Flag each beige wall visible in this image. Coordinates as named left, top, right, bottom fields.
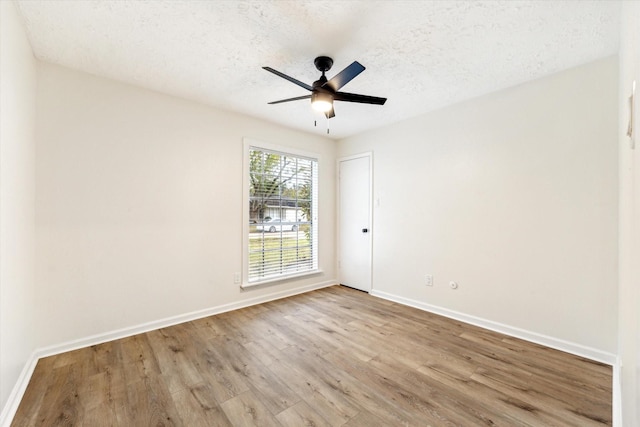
left=618, top=1, right=640, bottom=425
left=0, top=1, right=37, bottom=418
left=338, top=57, right=619, bottom=358
left=34, top=62, right=337, bottom=349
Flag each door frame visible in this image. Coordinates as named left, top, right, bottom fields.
left=336, top=152, right=373, bottom=292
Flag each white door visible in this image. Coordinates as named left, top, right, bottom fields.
left=338, top=153, right=372, bottom=292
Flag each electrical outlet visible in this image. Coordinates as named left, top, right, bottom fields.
left=234, top=272, right=241, bottom=284
left=425, top=274, right=433, bottom=286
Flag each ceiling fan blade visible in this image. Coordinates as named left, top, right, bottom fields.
left=268, top=95, right=312, bottom=105
left=325, top=106, right=335, bottom=119
left=334, top=91, right=387, bottom=105
left=324, top=61, right=365, bottom=92
left=263, top=67, right=313, bottom=91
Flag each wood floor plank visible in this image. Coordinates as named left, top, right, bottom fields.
left=119, top=334, right=162, bottom=385
left=314, top=317, right=379, bottom=362
left=470, top=368, right=610, bottom=426
left=280, top=345, right=420, bottom=426
left=368, top=351, right=522, bottom=426
left=35, top=364, right=83, bottom=426
left=341, top=410, right=392, bottom=427
left=214, top=335, right=301, bottom=415
left=219, top=390, right=281, bottom=427
left=82, top=401, right=117, bottom=427
left=324, top=348, right=473, bottom=426
left=416, top=363, right=560, bottom=426
left=275, top=400, right=332, bottom=427
left=146, top=327, right=205, bottom=395
left=266, top=346, right=360, bottom=425
left=11, top=285, right=612, bottom=426
left=188, top=336, right=250, bottom=404
left=241, top=338, right=284, bottom=367
left=125, top=377, right=180, bottom=426
left=170, top=384, right=233, bottom=427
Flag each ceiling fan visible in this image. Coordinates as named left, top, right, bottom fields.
left=263, top=56, right=387, bottom=119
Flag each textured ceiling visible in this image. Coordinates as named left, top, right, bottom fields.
left=15, top=0, right=621, bottom=140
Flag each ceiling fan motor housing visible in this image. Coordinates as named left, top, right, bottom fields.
left=313, top=75, right=330, bottom=90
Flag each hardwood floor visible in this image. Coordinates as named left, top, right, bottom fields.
left=11, top=285, right=612, bottom=426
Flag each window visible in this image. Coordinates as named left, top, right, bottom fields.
left=243, top=141, right=319, bottom=285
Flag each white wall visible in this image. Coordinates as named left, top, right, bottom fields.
left=34, top=62, right=336, bottom=349
left=338, top=57, right=619, bottom=357
left=0, top=0, right=37, bottom=418
left=618, top=1, right=640, bottom=425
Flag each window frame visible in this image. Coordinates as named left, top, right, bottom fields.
left=241, top=138, right=320, bottom=288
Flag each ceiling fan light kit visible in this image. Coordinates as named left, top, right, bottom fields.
left=263, top=56, right=387, bottom=121
left=311, top=92, right=333, bottom=112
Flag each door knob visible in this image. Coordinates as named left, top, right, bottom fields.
left=362, top=228, right=369, bottom=233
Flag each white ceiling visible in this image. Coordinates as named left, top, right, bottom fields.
left=15, top=0, right=621, bottom=140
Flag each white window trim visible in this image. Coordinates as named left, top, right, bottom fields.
left=241, top=138, right=321, bottom=288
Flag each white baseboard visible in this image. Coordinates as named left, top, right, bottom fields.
left=0, top=352, right=38, bottom=427
left=612, top=359, right=622, bottom=426
left=0, top=280, right=335, bottom=426
left=370, top=289, right=618, bottom=366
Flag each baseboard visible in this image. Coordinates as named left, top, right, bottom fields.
left=0, top=279, right=336, bottom=426
left=370, top=289, right=618, bottom=366
left=612, top=358, right=622, bottom=426
left=0, top=351, right=38, bottom=427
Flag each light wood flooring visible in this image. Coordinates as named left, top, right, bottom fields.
left=12, top=285, right=612, bottom=426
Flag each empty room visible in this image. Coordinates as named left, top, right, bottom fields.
left=1, top=1, right=639, bottom=426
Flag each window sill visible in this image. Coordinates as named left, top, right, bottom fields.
left=241, top=269, right=323, bottom=289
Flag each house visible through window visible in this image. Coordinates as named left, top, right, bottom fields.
left=246, top=145, right=318, bottom=283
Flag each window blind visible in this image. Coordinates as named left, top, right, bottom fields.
left=248, top=147, right=318, bottom=282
